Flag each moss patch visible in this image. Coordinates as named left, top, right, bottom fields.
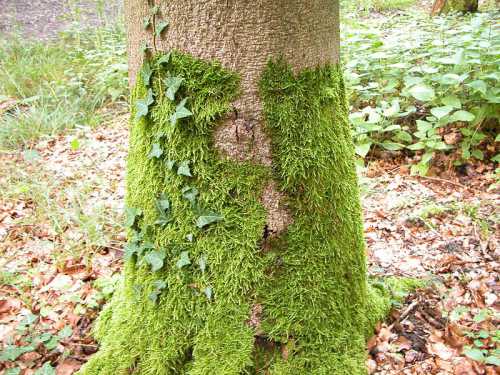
left=79, top=54, right=396, bottom=375
left=257, top=60, right=387, bottom=374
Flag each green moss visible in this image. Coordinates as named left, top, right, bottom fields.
left=80, top=54, right=399, bottom=375
left=78, top=51, right=270, bottom=375
left=257, top=60, right=385, bottom=374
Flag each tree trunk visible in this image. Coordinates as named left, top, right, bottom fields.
left=79, top=1, right=388, bottom=374
left=431, top=0, right=479, bottom=14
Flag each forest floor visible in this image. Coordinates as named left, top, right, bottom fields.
left=0, top=1, right=499, bottom=375
left=0, top=0, right=121, bottom=40
left=1, top=121, right=498, bottom=374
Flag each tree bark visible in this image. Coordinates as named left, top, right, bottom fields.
left=431, top=0, right=479, bottom=14
left=79, top=1, right=387, bottom=374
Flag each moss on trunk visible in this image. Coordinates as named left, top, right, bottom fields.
left=78, top=52, right=391, bottom=375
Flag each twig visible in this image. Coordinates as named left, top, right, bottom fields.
left=389, top=299, right=419, bottom=330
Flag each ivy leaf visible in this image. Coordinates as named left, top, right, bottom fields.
left=177, top=161, right=192, bottom=177
left=144, top=249, right=166, bottom=272
left=181, top=186, right=198, bottom=205
left=138, top=242, right=155, bottom=257
left=124, top=241, right=140, bottom=260
left=155, top=193, right=172, bottom=226
left=198, top=254, right=207, bottom=273
left=148, top=280, right=167, bottom=303
left=150, top=5, right=159, bottom=15
left=196, top=212, right=223, bottom=229
left=135, top=88, right=154, bottom=121
left=165, top=159, right=175, bottom=170
left=140, top=40, right=149, bottom=55
left=176, top=251, right=191, bottom=269
left=409, top=84, right=435, bottom=102
left=148, top=143, right=163, bottom=159
left=156, top=52, right=171, bottom=66
left=164, top=75, right=184, bottom=101
left=170, top=98, right=193, bottom=126
left=124, top=207, right=142, bottom=228
left=156, top=193, right=170, bottom=212
left=143, top=16, right=151, bottom=30
left=155, top=20, right=169, bottom=37
left=203, top=286, right=213, bottom=300
left=142, top=62, right=153, bottom=87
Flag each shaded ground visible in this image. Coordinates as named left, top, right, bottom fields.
left=0, top=0, right=121, bottom=40
left=0, top=121, right=498, bottom=374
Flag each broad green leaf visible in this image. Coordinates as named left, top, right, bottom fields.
left=409, top=84, right=435, bottom=102
left=181, top=186, right=199, bottom=205
left=34, top=363, right=56, bottom=375
left=155, top=20, right=169, bottom=37
left=471, top=150, right=484, bottom=160
left=58, top=326, right=72, bottom=339
left=176, top=251, right=191, bottom=268
left=394, top=131, right=413, bottom=143
left=407, top=142, right=425, bottom=151
left=473, top=309, right=489, bottom=323
left=463, top=347, right=485, bottom=362
left=430, top=106, right=453, bottom=119
left=383, top=100, right=400, bottom=117
left=124, top=207, right=142, bottom=228
left=0, top=345, right=35, bottom=362
left=451, top=110, right=475, bottom=122
left=440, top=73, right=462, bottom=85
left=5, top=368, right=21, bottom=375
left=148, top=280, right=167, bottom=303
left=441, top=95, right=461, bottom=109
left=485, top=356, right=500, bottom=366
left=355, top=142, right=372, bottom=157
left=186, top=233, right=194, bottom=242
left=380, top=142, right=405, bottom=151
left=177, top=161, right=192, bottom=177
left=467, top=80, right=487, bottom=95
left=196, top=212, right=223, bottom=228
left=144, top=249, right=166, bottom=272
left=164, top=75, right=184, bottom=101
left=148, top=143, right=163, bottom=159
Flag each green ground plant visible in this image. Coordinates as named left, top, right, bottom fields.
left=342, top=11, right=499, bottom=175
left=0, top=25, right=128, bottom=149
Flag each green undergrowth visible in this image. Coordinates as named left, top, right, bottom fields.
left=80, top=53, right=393, bottom=375
left=0, top=25, right=128, bottom=149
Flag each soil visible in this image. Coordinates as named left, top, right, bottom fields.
left=0, top=0, right=122, bottom=40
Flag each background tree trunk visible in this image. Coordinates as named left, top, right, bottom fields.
left=79, top=1, right=388, bottom=374
left=432, top=0, right=479, bottom=14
